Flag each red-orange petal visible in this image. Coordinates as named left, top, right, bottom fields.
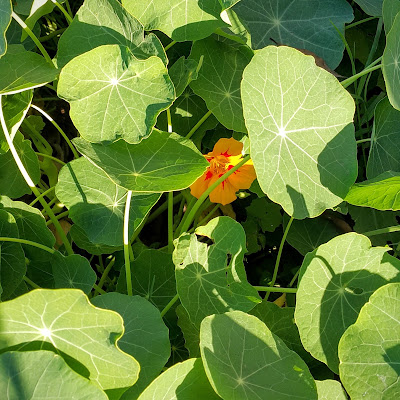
left=208, top=174, right=238, bottom=205
left=212, top=137, right=243, bottom=157
left=190, top=170, right=213, bottom=199
left=227, top=164, right=257, bottom=190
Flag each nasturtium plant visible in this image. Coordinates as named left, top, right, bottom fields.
left=0, top=0, right=399, bottom=398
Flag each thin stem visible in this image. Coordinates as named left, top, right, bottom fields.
left=31, top=104, right=79, bottom=158
left=164, top=40, right=177, bottom=51
left=346, top=16, right=378, bottom=30
left=65, top=0, right=73, bottom=17
left=160, top=293, right=179, bottom=317
left=166, top=108, right=173, bottom=133
left=356, top=138, right=371, bottom=145
left=46, top=210, right=69, bottom=226
left=23, top=276, right=41, bottom=289
left=288, top=268, right=300, bottom=288
left=95, top=257, right=115, bottom=295
left=173, top=197, right=186, bottom=230
left=363, top=226, right=400, bottom=237
left=341, top=64, right=382, bottom=88
left=147, top=194, right=183, bottom=224
left=265, top=216, right=294, bottom=301
left=36, top=152, right=66, bottom=165
left=190, top=204, right=219, bottom=233
left=29, top=186, right=55, bottom=206
left=168, top=192, right=174, bottom=252
left=0, top=95, right=73, bottom=255
left=39, top=28, right=67, bottom=42
left=12, top=12, right=53, bottom=65
left=50, top=0, right=73, bottom=24
left=93, top=284, right=106, bottom=295
left=254, top=286, right=298, bottom=294
left=124, top=191, right=133, bottom=296
left=174, top=196, right=197, bottom=237
left=0, top=237, right=54, bottom=253
left=186, top=110, right=212, bottom=139
left=178, top=155, right=251, bottom=235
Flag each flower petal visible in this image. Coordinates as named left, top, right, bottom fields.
left=209, top=174, right=238, bottom=205
left=212, top=137, right=243, bottom=157
left=227, top=164, right=257, bottom=190
left=190, top=170, right=213, bottom=199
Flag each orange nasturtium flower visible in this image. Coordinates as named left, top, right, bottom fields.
left=190, top=137, right=256, bottom=205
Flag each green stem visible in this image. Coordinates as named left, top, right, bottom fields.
left=23, top=276, right=41, bottom=289
left=12, top=12, right=53, bottom=66
left=178, top=155, right=251, bottom=235
left=39, top=28, right=67, bottom=42
left=164, top=40, right=177, bottom=51
left=356, top=138, right=371, bottom=145
left=147, top=194, right=183, bottom=224
left=124, top=191, right=133, bottom=296
left=51, top=0, right=73, bottom=24
left=254, top=286, right=297, bottom=294
left=93, top=284, right=106, bottom=295
left=95, top=257, right=115, bottom=295
left=288, top=268, right=300, bottom=288
left=31, top=104, right=79, bottom=159
left=0, top=237, right=54, bottom=253
left=46, top=210, right=69, bottom=226
left=0, top=95, right=73, bottom=255
left=36, top=152, right=66, bottom=165
left=186, top=110, right=212, bottom=139
left=166, top=108, right=173, bottom=133
left=160, top=293, right=179, bottom=317
left=265, top=216, right=294, bottom=301
left=168, top=192, right=174, bottom=252
left=173, top=197, right=186, bottom=230
left=341, top=64, right=382, bottom=89
left=363, top=226, right=400, bottom=237
left=29, top=186, right=55, bottom=206
left=346, top=16, right=378, bottom=30
left=189, top=204, right=219, bottom=233
left=174, top=196, right=196, bottom=237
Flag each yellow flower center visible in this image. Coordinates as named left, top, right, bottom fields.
left=209, top=155, right=229, bottom=175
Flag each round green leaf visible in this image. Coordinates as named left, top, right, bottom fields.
left=315, top=380, right=348, bottom=400
left=200, top=311, right=318, bottom=400
left=0, top=289, right=139, bottom=391
left=383, top=0, right=400, bottom=33
left=173, top=217, right=261, bottom=328
left=138, top=358, right=220, bottom=400
left=73, top=131, right=208, bottom=192
left=339, top=282, right=400, bottom=399
left=58, top=44, right=175, bottom=143
left=56, top=0, right=166, bottom=69
left=382, top=12, right=400, bottom=111
left=0, top=351, right=108, bottom=399
left=295, top=232, right=400, bottom=373
left=189, top=36, right=253, bottom=133
left=354, top=0, right=383, bottom=16
left=241, top=45, right=357, bottom=219
left=0, top=0, right=11, bottom=57
left=367, top=97, right=400, bottom=178
left=233, top=0, right=354, bottom=69
left=56, top=157, right=160, bottom=246
left=92, top=293, right=170, bottom=398
left=0, top=45, right=58, bottom=94
left=176, top=304, right=201, bottom=358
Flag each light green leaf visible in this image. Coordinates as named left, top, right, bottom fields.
left=0, top=351, right=108, bottom=399
left=315, top=380, right=348, bottom=400
left=0, top=90, right=33, bottom=154
left=233, top=0, right=354, bottom=69
left=168, top=56, right=200, bottom=98
left=189, top=36, right=253, bottom=132
left=0, top=289, right=140, bottom=391
left=354, top=0, right=383, bottom=16
left=339, top=283, right=400, bottom=399
left=0, top=0, right=11, bottom=58
left=173, top=217, right=261, bottom=328
left=382, top=12, right=400, bottom=111
left=0, top=132, right=40, bottom=198
left=0, top=210, right=26, bottom=300
left=383, top=0, right=400, bottom=33
left=0, top=45, right=58, bottom=94
left=92, top=293, right=170, bottom=398
left=56, top=157, right=160, bottom=246
left=122, top=0, right=227, bottom=42
left=367, top=98, right=400, bottom=178
left=73, top=131, right=208, bottom=192
left=51, top=252, right=96, bottom=294
left=176, top=304, right=200, bottom=358
left=345, top=172, right=400, bottom=211
left=56, top=0, right=166, bottom=68
left=138, top=358, right=220, bottom=400
left=58, top=44, right=174, bottom=144
left=295, top=232, right=400, bottom=373
left=200, top=311, right=318, bottom=399
left=116, top=249, right=176, bottom=310
left=241, top=45, right=357, bottom=219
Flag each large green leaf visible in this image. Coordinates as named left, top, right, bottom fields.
left=56, top=157, right=160, bottom=246
left=0, top=351, right=108, bottom=399
left=295, top=233, right=400, bottom=373
left=339, top=283, right=400, bottom=399
left=73, top=131, right=208, bottom=192
left=0, top=210, right=26, bottom=300
left=367, top=97, right=400, bottom=178
left=138, top=358, right=220, bottom=400
left=189, top=36, right=253, bottom=132
left=354, top=0, right=383, bottom=16
left=56, top=0, right=166, bottom=68
left=168, top=56, right=200, bottom=98
left=345, top=172, right=400, bottom=211
left=58, top=44, right=174, bottom=144
left=0, top=132, right=40, bottom=198
left=383, top=0, right=400, bottom=33
left=0, top=45, right=58, bottom=94
left=382, top=12, right=400, bottom=111
left=176, top=304, right=201, bottom=357
left=233, top=0, right=354, bottom=69
left=174, top=217, right=261, bottom=328
left=0, top=0, right=11, bottom=57
left=92, top=293, right=170, bottom=398
left=122, top=0, right=227, bottom=42
left=315, top=380, right=348, bottom=400
left=0, top=289, right=140, bottom=392
left=200, top=311, right=318, bottom=399
left=241, top=45, right=357, bottom=219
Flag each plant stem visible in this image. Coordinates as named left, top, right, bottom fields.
left=51, top=0, right=73, bottom=24
left=31, top=104, right=79, bottom=158
left=36, top=152, right=66, bottom=165
left=288, top=268, right=300, bottom=287
left=189, top=204, right=219, bottom=232
left=39, top=28, right=67, bottom=42
left=0, top=237, right=54, bottom=253
left=166, top=108, right=173, bottom=133
left=265, top=216, right=294, bottom=301
left=29, top=186, right=56, bottom=206
left=346, top=16, right=378, bottom=30
left=46, top=210, right=69, bottom=226
left=341, top=64, right=382, bottom=88
left=363, top=226, right=400, bottom=237
left=168, top=192, right=174, bottom=252
left=164, top=40, right=177, bottom=51
left=178, top=155, right=250, bottom=235
left=23, top=276, right=41, bottom=289
left=356, top=138, right=371, bottom=145
left=186, top=110, right=212, bottom=139
left=124, top=191, right=133, bottom=296
left=0, top=95, right=73, bottom=255
left=160, top=293, right=179, bottom=317
left=147, top=194, right=183, bottom=224
left=11, top=12, right=53, bottom=66
left=95, top=257, right=115, bottom=295
left=254, top=286, right=297, bottom=294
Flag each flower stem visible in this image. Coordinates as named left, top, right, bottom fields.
left=164, top=40, right=177, bottom=51
left=36, top=152, right=66, bottom=165
left=95, top=257, right=115, bottom=295
left=186, top=110, right=212, bottom=139
left=160, top=293, right=179, bottom=317
left=168, top=192, right=174, bottom=252
left=363, top=225, right=400, bottom=237
left=189, top=203, right=219, bottom=232
left=254, top=286, right=297, bottom=294
left=124, top=191, right=133, bottom=296
left=50, top=0, right=73, bottom=24
left=29, top=186, right=56, bottom=206
left=341, top=64, right=382, bottom=88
